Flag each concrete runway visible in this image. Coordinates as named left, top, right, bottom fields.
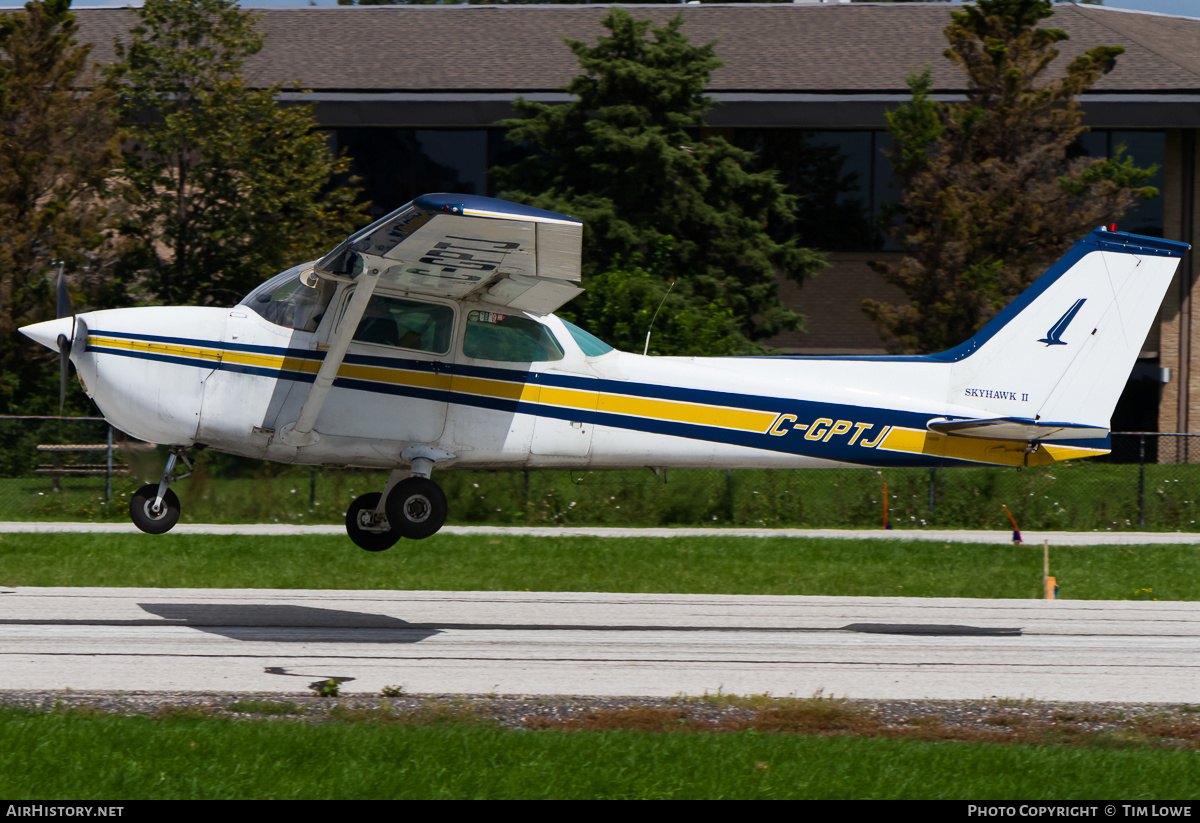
left=4, top=586, right=1199, bottom=702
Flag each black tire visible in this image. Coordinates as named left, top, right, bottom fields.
left=385, top=477, right=447, bottom=540
left=345, top=492, right=401, bottom=552
left=129, top=483, right=181, bottom=535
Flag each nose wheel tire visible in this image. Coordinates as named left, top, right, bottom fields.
left=385, top=477, right=447, bottom=540
left=129, top=484, right=181, bottom=535
left=345, top=492, right=401, bottom=552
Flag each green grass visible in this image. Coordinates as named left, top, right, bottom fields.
left=2, top=531, right=1198, bottom=599
left=6, top=458, right=1200, bottom=531
left=0, top=707, right=1197, bottom=799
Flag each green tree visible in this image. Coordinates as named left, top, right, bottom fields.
left=568, top=242, right=749, bottom=358
left=0, top=0, right=122, bottom=414
left=494, top=7, right=824, bottom=354
left=865, top=0, right=1157, bottom=354
left=110, top=0, right=367, bottom=307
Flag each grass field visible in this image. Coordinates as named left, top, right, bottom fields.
left=2, top=704, right=1199, bottom=800
left=5, top=530, right=1200, bottom=799
left=0, top=530, right=1197, bottom=599
left=8, top=455, right=1200, bottom=532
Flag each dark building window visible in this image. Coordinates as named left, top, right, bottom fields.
left=331, top=127, right=1165, bottom=245
left=735, top=129, right=896, bottom=252
left=332, top=129, right=489, bottom=219
left=1077, top=131, right=1166, bottom=238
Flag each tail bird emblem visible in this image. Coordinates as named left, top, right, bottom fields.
left=1038, top=299, right=1086, bottom=346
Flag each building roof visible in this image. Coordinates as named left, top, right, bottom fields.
left=70, top=3, right=1200, bottom=127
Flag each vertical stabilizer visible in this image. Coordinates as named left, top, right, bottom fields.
left=942, top=229, right=1187, bottom=431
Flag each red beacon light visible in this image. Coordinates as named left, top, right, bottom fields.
left=1109, top=223, right=1118, bottom=231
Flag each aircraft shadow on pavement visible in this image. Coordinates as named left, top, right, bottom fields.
left=137, top=603, right=442, bottom=644
left=137, top=605, right=1021, bottom=640
left=839, top=623, right=1022, bottom=636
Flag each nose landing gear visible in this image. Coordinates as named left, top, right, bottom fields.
left=129, top=446, right=192, bottom=535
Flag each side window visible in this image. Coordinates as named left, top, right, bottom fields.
left=463, top=310, right=565, bottom=362
left=352, top=295, right=454, bottom=354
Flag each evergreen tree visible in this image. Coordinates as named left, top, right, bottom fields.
left=494, top=7, right=824, bottom=354
left=865, top=0, right=1157, bottom=354
left=0, top=0, right=122, bottom=414
left=110, top=0, right=367, bottom=307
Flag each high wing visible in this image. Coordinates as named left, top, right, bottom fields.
left=316, top=193, right=583, bottom=316
left=280, top=193, right=583, bottom=447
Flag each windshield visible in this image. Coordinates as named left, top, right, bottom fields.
left=241, top=264, right=334, bottom=332
left=560, top=319, right=615, bottom=356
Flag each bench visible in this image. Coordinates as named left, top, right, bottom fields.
left=36, top=442, right=129, bottom=499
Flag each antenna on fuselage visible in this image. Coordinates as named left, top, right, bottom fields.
left=643, top=280, right=674, bottom=356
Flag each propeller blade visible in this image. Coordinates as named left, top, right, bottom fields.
left=55, top=262, right=72, bottom=414
left=56, top=261, right=70, bottom=319
left=58, top=334, right=70, bottom=414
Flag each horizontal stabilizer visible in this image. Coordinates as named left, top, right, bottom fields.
left=926, top=417, right=1108, bottom=442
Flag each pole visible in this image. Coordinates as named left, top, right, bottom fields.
left=1138, top=434, right=1146, bottom=528
left=883, top=481, right=891, bottom=530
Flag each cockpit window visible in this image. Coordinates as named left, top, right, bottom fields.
left=242, top=265, right=332, bottom=332
left=352, top=295, right=454, bottom=354
left=464, top=310, right=565, bottom=362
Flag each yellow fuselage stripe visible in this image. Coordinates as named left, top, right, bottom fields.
left=87, top=337, right=1107, bottom=462
left=90, top=336, right=778, bottom=434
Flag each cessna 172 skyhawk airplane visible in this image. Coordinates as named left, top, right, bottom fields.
left=19, top=193, right=1190, bottom=549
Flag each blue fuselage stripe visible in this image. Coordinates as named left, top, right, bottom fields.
left=84, top=331, right=1110, bottom=466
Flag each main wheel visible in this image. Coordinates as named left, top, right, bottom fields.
left=385, top=477, right=447, bottom=540
left=345, top=492, right=401, bottom=552
left=129, top=483, right=181, bottom=535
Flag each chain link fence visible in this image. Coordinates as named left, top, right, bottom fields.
left=4, top=416, right=1200, bottom=532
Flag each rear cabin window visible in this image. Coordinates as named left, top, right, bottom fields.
left=464, top=311, right=565, bottom=362
left=352, top=295, right=454, bottom=354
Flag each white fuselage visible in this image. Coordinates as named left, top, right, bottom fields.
left=60, top=280, right=1100, bottom=474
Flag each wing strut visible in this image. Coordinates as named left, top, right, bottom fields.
left=278, top=270, right=382, bottom=447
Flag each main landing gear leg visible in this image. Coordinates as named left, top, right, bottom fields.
left=345, top=468, right=405, bottom=552
left=129, top=446, right=192, bottom=535
left=345, top=454, right=451, bottom=551
left=385, top=456, right=448, bottom=541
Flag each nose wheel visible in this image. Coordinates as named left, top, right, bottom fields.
left=129, top=446, right=191, bottom=535
left=129, top=484, right=181, bottom=534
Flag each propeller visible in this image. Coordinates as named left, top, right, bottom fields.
left=55, top=260, right=71, bottom=414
